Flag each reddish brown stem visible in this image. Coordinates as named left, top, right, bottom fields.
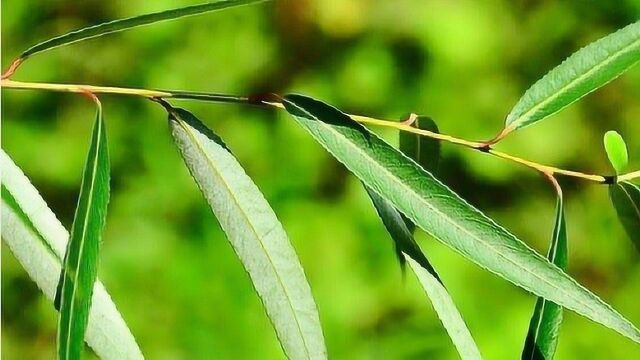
left=1, top=58, right=24, bottom=80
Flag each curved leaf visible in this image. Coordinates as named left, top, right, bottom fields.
left=365, top=188, right=482, bottom=360
left=167, top=106, right=326, bottom=360
left=57, top=101, right=110, bottom=360
left=282, top=94, right=640, bottom=343
left=604, top=131, right=629, bottom=174
left=1, top=151, right=141, bottom=359
left=506, top=21, right=640, bottom=131
left=522, top=196, right=568, bottom=360
left=19, top=0, right=267, bottom=60
left=609, top=181, right=640, bottom=253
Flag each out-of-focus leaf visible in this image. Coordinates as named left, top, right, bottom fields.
left=282, top=94, right=640, bottom=343
left=57, top=100, right=110, bottom=360
left=522, top=196, right=568, bottom=360
left=19, top=0, right=267, bottom=60
left=365, top=187, right=482, bottom=360
left=505, top=21, right=640, bottom=132
left=167, top=106, right=326, bottom=360
left=1, top=150, right=142, bottom=360
left=604, top=131, right=629, bottom=174
left=609, top=181, right=640, bottom=252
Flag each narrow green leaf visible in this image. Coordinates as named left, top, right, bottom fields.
left=505, top=21, right=640, bottom=131
left=365, top=186, right=434, bottom=274
left=57, top=102, right=110, bottom=360
left=609, top=181, right=640, bottom=252
left=282, top=94, right=640, bottom=343
left=522, top=196, right=568, bottom=360
left=1, top=151, right=141, bottom=359
left=604, top=131, right=629, bottom=174
left=20, top=0, right=267, bottom=60
left=167, top=106, right=326, bottom=360
left=399, top=116, right=441, bottom=175
left=365, top=188, right=482, bottom=360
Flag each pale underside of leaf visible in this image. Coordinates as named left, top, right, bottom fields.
left=20, top=0, right=268, bottom=59
left=522, top=197, right=568, bottom=360
left=57, top=103, right=110, bottom=360
left=1, top=150, right=143, bottom=360
left=168, top=107, right=326, bottom=360
left=609, top=181, right=640, bottom=253
left=282, top=94, right=640, bottom=343
left=506, top=21, right=640, bottom=131
left=365, top=187, right=482, bottom=360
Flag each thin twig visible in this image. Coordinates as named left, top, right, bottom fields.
left=2, top=78, right=638, bottom=184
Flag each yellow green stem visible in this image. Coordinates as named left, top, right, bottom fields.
left=2, top=79, right=637, bottom=184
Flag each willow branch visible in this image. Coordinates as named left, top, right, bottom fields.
left=2, top=79, right=637, bottom=184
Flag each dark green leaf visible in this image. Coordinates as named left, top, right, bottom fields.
left=399, top=116, right=440, bottom=175
left=20, top=0, right=267, bottom=60
left=168, top=106, right=326, bottom=359
left=609, top=181, right=640, bottom=253
left=57, top=102, right=110, bottom=360
left=398, top=116, right=441, bottom=236
left=505, top=21, right=640, bottom=131
left=365, top=187, right=482, bottom=360
left=1, top=151, right=142, bottom=360
left=522, top=196, right=568, bottom=360
left=282, top=94, right=640, bottom=343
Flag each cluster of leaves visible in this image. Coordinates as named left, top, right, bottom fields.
left=2, top=1, right=640, bottom=359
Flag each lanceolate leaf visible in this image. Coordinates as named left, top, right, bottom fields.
left=1, top=152, right=141, bottom=359
left=609, top=181, right=640, bottom=253
left=282, top=94, right=640, bottom=343
left=167, top=106, right=326, bottom=360
left=522, top=196, right=568, bottom=360
left=57, top=101, right=110, bottom=360
left=19, top=0, right=267, bottom=60
left=399, top=116, right=441, bottom=175
left=365, top=188, right=482, bottom=360
left=505, top=21, right=640, bottom=132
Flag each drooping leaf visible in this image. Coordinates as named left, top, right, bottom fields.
left=505, top=21, right=640, bottom=132
left=603, top=131, right=629, bottom=174
left=365, top=186, right=432, bottom=273
left=522, top=196, right=568, bottom=360
left=57, top=101, right=110, bottom=360
left=1, top=151, right=141, bottom=360
left=282, top=94, right=640, bottom=343
left=365, top=187, right=482, bottom=360
left=167, top=106, right=326, bottom=360
left=19, top=0, right=267, bottom=60
left=609, top=181, right=640, bottom=252
left=399, top=116, right=441, bottom=175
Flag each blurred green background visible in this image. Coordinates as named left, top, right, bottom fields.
left=2, top=1, right=640, bottom=359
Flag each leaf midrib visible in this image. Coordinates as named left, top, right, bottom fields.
left=175, top=119, right=313, bottom=359
left=510, top=35, right=640, bottom=127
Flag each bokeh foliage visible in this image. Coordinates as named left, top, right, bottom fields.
left=2, top=0, right=640, bottom=358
